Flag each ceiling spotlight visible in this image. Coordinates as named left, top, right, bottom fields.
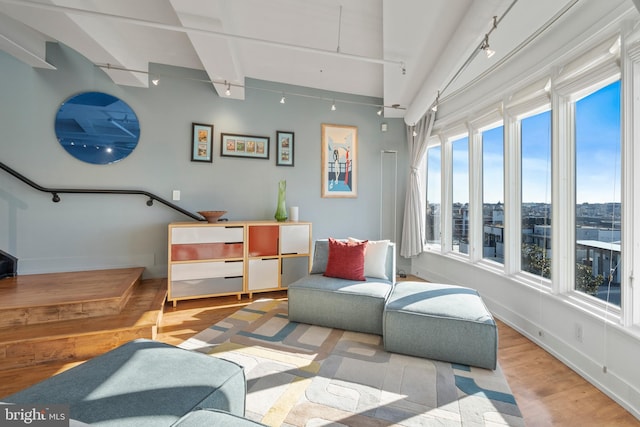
left=412, top=129, right=418, bottom=137
left=480, top=35, right=495, bottom=58
left=151, top=77, right=159, bottom=86
left=485, top=46, right=495, bottom=58
left=225, top=82, right=231, bottom=96
left=377, top=108, right=383, bottom=116
left=280, top=94, right=286, bottom=104
left=331, top=102, right=336, bottom=111
left=431, top=91, right=440, bottom=112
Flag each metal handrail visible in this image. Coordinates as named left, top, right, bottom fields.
left=0, top=161, right=204, bottom=221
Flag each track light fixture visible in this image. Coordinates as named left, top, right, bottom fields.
left=280, top=94, right=286, bottom=104
left=225, top=81, right=231, bottom=96
left=481, top=35, right=495, bottom=58
left=331, top=101, right=336, bottom=111
left=431, top=91, right=440, bottom=112
left=151, top=77, right=159, bottom=86
left=377, top=108, right=383, bottom=116
left=479, top=16, right=498, bottom=59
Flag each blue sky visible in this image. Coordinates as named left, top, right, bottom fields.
left=433, top=80, right=621, bottom=205
left=522, top=110, right=551, bottom=203
left=575, top=80, right=621, bottom=204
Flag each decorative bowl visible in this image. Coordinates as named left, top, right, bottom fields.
left=198, top=210, right=227, bottom=223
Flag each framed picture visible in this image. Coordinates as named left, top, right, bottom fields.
left=191, top=123, right=213, bottom=162
left=276, top=131, right=294, bottom=166
left=220, top=133, right=270, bottom=159
left=321, top=123, right=357, bottom=198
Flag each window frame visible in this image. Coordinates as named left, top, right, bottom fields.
left=426, top=31, right=629, bottom=322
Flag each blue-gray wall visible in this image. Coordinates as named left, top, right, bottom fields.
left=0, top=43, right=408, bottom=278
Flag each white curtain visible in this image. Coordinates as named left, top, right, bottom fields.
left=400, top=112, right=435, bottom=258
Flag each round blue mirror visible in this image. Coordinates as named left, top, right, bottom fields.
left=55, top=92, right=140, bottom=165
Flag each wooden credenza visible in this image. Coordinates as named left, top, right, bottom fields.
left=167, top=221, right=312, bottom=306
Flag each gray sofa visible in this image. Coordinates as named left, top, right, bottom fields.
left=288, top=239, right=498, bottom=370
left=2, top=339, right=265, bottom=426
left=288, top=239, right=396, bottom=335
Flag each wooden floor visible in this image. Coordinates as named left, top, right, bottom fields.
left=0, top=288, right=638, bottom=426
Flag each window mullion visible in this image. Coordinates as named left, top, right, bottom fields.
left=504, top=110, right=522, bottom=275
left=441, top=135, right=453, bottom=254
left=623, top=34, right=639, bottom=326
left=551, top=81, right=576, bottom=295
left=468, top=123, right=483, bottom=263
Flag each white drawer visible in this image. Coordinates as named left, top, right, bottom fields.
left=280, top=224, right=310, bottom=254
left=171, top=226, right=244, bottom=244
left=248, top=258, right=279, bottom=290
left=171, top=260, right=243, bottom=281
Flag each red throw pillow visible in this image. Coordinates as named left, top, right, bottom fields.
left=323, top=237, right=367, bottom=281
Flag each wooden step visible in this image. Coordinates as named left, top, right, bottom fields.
left=0, top=267, right=145, bottom=328
left=0, top=274, right=167, bottom=369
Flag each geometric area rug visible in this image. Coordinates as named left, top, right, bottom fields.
left=179, top=299, right=525, bottom=427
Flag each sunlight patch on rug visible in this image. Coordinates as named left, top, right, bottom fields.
left=179, top=299, right=524, bottom=427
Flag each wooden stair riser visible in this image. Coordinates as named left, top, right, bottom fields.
left=0, top=328, right=155, bottom=369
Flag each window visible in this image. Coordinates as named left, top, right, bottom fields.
left=574, top=80, right=621, bottom=307
left=451, top=136, right=469, bottom=254
left=482, top=125, right=504, bottom=264
left=521, top=110, right=552, bottom=278
left=426, top=146, right=441, bottom=245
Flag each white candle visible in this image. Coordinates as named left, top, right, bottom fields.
left=289, top=206, right=299, bottom=221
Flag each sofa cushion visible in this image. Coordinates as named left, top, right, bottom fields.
left=323, top=238, right=366, bottom=281
left=287, top=274, right=393, bottom=335
left=310, top=239, right=396, bottom=282
left=348, top=238, right=390, bottom=280
left=309, top=240, right=331, bottom=274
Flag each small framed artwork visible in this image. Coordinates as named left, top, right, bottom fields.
left=191, top=123, right=213, bottom=162
left=321, top=123, right=357, bottom=198
left=276, top=131, right=294, bottom=166
left=220, top=133, right=270, bottom=159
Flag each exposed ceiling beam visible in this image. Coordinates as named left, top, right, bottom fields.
left=0, top=12, right=55, bottom=69
left=0, top=0, right=404, bottom=69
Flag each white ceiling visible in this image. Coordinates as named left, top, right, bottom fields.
left=0, top=0, right=581, bottom=122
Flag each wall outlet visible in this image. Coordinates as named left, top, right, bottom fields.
left=574, top=323, right=583, bottom=343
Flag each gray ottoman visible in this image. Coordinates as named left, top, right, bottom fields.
left=383, top=282, right=497, bottom=370
left=3, top=339, right=248, bottom=426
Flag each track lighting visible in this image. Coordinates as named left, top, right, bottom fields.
left=95, top=64, right=408, bottom=112
left=480, top=35, right=495, bottom=58
left=479, top=16, right=498, bottom=59
left=431, top=91, right=440, bottom=112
